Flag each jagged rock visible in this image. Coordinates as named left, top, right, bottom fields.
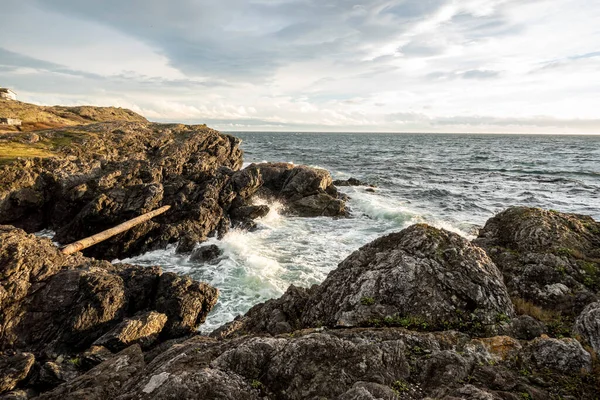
left=0, top=226, right=218, bottom=356
left=474, top=207, right=600, bottom=318
left=37, top=345, right=145, bottom=400
left=338, top=382, right=400, bottom=400
left=221, top=224, right=514, bottom=337
left=243, top=163, right=347, bottom=217
left=80, top=346, right=113, bottom=370
left=32, top=361, right=79, bottom=391
left=0, top=122, right=244, bottom=260
left=333, top=177, right=372, bottom=187
left=0, top=352, right=34, bottom=394
left=211, top=285, right=311, bottom=339
left=574, top=301, right=600, bottom=353
left=189, top=244, right=223, bottom=263
left=229, top=205, right=270, bottom=222
left=521, top=336, right=592, bottom=374
left=93, top=311, right=168, bottom=352
left=58, top=326, right=600, bottom=399
left=288, top=192, right=346, bottom=217
left=303, top=224, right=515, bottom=333
left=154, top=273, right=218, bottom=338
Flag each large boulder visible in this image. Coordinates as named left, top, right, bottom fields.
left=0, top=226, right=218, bottom=356
left=218, top=224, right=514, bottom=337
left=474, top=207, right=600, bottom=319
left=521, top=336, right=592, bottom=374
left=93, top=311, right=168, bottom=352
left=243, top=163, right=347, bottom=217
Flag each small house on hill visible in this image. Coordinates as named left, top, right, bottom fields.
left=0, top=118, right=22, bottom=126
left=0, top=88, right=17, bottom=101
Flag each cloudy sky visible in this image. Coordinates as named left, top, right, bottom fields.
left=1, top=0, right=599, bottom=133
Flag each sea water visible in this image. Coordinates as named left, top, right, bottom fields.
left=120, top=132, right=600, bottom=332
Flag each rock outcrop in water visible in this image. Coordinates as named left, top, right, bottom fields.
left=241, top=162, right=347, bottom=217
left=0, top=123, right=347, bottom=259
left=214, top=224, right=515, bottom=338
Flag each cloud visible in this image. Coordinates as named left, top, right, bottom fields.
left=0, top=0, right=598, bottom=133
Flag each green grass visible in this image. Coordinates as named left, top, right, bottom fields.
left=0, top=131, right=88, bottom=165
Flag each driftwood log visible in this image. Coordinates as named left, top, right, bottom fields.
left=60, top=205, right=171, bottom=255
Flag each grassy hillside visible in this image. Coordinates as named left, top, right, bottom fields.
left=0, top=99, right=147, bottom=132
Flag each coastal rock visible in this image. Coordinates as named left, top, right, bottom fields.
left=31, top=361, right=79, bottom=391
left=521, top=336, right=592, bottom=374
left=0, top=352, right=34, bottom=394
left=37, top=345, right=145, bottom=400
left=154, top=273, right=219, bottom=338
left=574, top=301, right=600, bottom=353
left=0, top=122, right=244, bottom=260
left=243, top=163, right=347, bottom=217
left=211, top=285, right=311, bottom=339
left=218, top=224, right=514, bottom=337
left=229, top=205, right=270, bottom=225
left=189, top=244, right=222, bottom=263
left=333, top=177, right=373, bottom=187
left=474, top=207, right=600, bottom=318
left=0, top=226, right=218, bottom=356
left=93, top=311, right=168, bottom=352
left=52, top=327, right=599, bottom=399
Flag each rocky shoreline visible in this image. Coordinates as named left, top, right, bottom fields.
left=0, top=122, right=599, bottom=399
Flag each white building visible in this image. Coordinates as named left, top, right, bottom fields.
left=0, top=118, right=22, bottom=126
left=0, top=88, right=17, bottom=101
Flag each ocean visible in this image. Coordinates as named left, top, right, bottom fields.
left=120, top=132, right=600, bottom=332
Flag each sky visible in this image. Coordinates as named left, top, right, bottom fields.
left=0, top=0, right=599, bottom=133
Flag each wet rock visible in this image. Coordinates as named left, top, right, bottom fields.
left=154, top=273, right=219, bottom=338
left=333, top=177, right=372, bottom=187
left=288, top=192, right=346, bottom=217
left=212, top=285, right=311, bottom=338
left=474, top=207, right=600, bottom=318
left=37, top=345, right=144, bottom=400
left=0, top=352, right=34, bottom=394
left=189, top=244, right=223, bottom=263
left=244, top=163, right=347, bottom=217
left=93, top=311, right=168, bottom=352
left=229, top=205, right=270, bottom=222
left=522, top=336, right=592, bottom=374
left=574, top=301, right=600, bottom=353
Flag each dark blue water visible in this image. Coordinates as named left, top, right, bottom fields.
left=235, top=132, right=600, bottom=225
